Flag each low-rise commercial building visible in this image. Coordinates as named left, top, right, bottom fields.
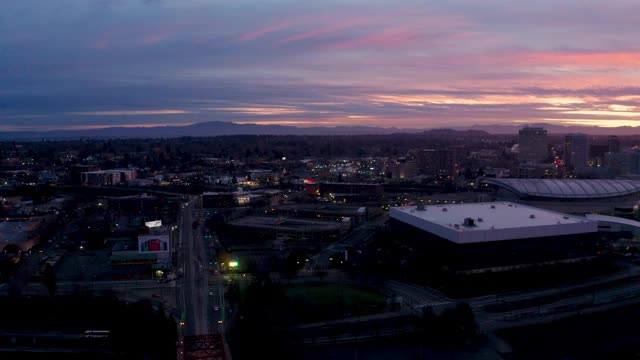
left=81, top=169, right=137, bottom=186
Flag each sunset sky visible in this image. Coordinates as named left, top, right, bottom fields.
left=3, top=0, right=640, bottom=131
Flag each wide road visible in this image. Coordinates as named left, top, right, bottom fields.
left=304, top=223, right=378, bottom=272
left=178, top=197, right=209, bottom=337
left=204, top=230, right=226, bottom=335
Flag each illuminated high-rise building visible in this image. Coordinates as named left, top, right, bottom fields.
left=608, top=135, right=621, bottom=154
left=518, top=127, right=548, bottom=162
left=564, top=133, right=590, bottom=169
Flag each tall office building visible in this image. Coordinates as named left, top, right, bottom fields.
left=608, top=135, right=621, bottom=154
left=604, top=135, right=623, bottom=169
left=518, top=127, right=548, bottom=162
left=564, top=133, right=590, bottom=169
left=417, top=149, right=456, bottom=178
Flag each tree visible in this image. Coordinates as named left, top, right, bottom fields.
left=230, top=278, right=294, bottom=359
left=464, top=168, right=473, bottom=180
left=42, top=263, right=57, bottom=297
left=434, top=302, right=478, bottom=346
left=281, top=250, right=306, bottom=278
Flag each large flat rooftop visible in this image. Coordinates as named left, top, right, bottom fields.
left=390, top=201, right=597, bottom=244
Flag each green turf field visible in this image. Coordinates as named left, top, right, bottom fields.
left=284, top=283, right=387, bottom=319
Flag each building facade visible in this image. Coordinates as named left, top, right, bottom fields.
left=518, top=127, right=548, bottom=163
left=564, top=133, right=590, bottom=169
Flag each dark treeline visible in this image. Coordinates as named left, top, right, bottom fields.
left=0, top=294, right=177, bottom=360
left=3, top=132, right=640, bottom=174
left=1, top=131, right=508, bottom=163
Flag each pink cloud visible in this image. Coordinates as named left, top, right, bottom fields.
left=89, top=34, right=111, bottom=49
left=90, top=39, right=109, bottom=49
left=483, top=51, right=640, bottom=67
left=239, top=20, right=300, bottom=41
left=138, top=30, right=172, bottom=46
left=267, top=13, right=476, bottom=51
left=276, top=18, right=373, bottom=44
left=240, top=14, right=386, bottom=43
left=316, top=26, right=425, bottom=51
left=89, top=24, right=180, bottom=49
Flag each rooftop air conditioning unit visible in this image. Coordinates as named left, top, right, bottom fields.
left=463, top=217, right=476, bottom=227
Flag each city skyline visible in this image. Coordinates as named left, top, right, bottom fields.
left=4, top=1, right=640, bottom=131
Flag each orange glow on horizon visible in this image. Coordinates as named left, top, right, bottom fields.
left=368, top=94, right=589, bottom=106
left=209, top=107, right=308, bottom=115
left=542, top=118, right=640, bottom=127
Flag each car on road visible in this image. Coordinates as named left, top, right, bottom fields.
left=209, top=291, right=214, bottom=296
left=213, top=306, right=219, bottom=311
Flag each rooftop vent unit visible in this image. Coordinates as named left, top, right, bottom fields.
left=508, top=204, right=513, bottom=207
left=463, top=217, right=476, bottom=227
left=477, top=218, right=483, bottom=222
left=529, top=214, right=536, bottom=219
left=442, top=208, right=448, bottom=212
left=416, top=203, right=425, bottom=211
left=490, top=205, right=496, bottom=209
left=563, top=216, right=570, bottom=220
left=454, top=224, right=460, bottom=229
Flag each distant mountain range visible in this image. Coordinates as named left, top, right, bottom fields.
left=1, top=121, right=639, bottom=140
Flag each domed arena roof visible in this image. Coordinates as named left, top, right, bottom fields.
left=482, top=178, right=640, bottom=199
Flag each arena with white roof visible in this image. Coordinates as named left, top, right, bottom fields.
left=390, top=202, right=597, bottom=244
left=390, top=201, right=603, bottom=273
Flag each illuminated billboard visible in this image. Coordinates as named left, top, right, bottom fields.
left=145, top=220, right=162, bottom=228
left=138, top=234, right=170, bottom=253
